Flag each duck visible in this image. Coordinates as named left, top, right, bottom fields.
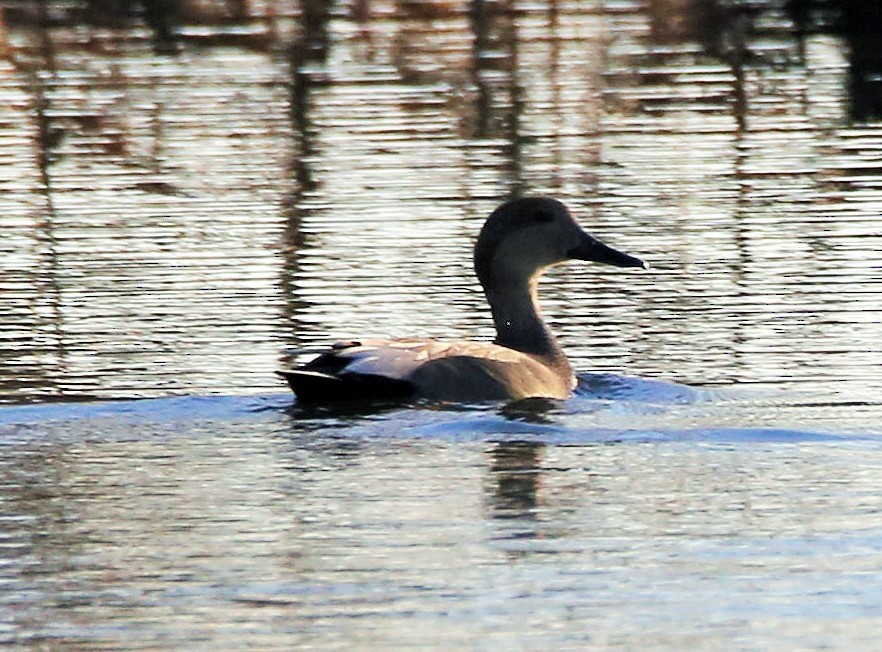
left=277, top=197, right=645, bottom=403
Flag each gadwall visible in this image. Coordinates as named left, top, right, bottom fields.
left=278, top=197, right=645, bottom=403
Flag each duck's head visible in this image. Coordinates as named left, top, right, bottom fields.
left=474, top=197, right=645, bottom=289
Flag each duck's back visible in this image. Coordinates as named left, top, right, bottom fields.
left=277, top=338, right=574, bottom=403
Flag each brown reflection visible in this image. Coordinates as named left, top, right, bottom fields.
left=467, top=0, right=493, bottom=139
left=647, top=0, right=757, bottom=130
left=278, top=3, right=334, bottom=357
left=486, top=441, right=543, bottom=518
left=0, top=0, right=878, bottom=402
left=468, top=0, right=523, bottom=193
left=2, top=0, right=303, bottom=53
left=487, top=398, right=557, bottom=518
left=0, top=9, right=7, bottom=60
left=649, top=0, right=757, bottom=62
left=28, top=72, right=56, bottom=215
left=547, top=0, right=563, bottom=191
left=287, top=49, right=325, bottom=193
left=35, top=0, right=57, bottom=72
left=286, top=0, right=334, bottom=195
left=22, top=0, right=60, bottom=207
left=15, top=4, right=68, bottom=400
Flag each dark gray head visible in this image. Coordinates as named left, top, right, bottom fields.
left=474, top=197, right=645, bottom=289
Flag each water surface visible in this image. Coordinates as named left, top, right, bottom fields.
left=2, top=0, right=882, bottom=648
left=2, top=384, right=882, bottom=649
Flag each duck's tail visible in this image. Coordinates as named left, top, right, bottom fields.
left=276, top=369, right=414, bottom=403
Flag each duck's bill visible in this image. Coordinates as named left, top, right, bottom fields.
left=567, top=234, right=646, bottom=269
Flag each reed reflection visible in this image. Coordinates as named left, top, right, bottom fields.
left=466, top=0, right=526, bottom=192
left=87, top=0, right=181, bottom=53
left=646, top=0, right=758, bottom=129
left=787, top=0, right=882, bottom=121
left=279, top=1, right=332, bottom=362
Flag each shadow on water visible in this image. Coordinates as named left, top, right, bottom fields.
left=285, top=370, right=881, bottom=444
left=1, top=372, right=877, bottom=447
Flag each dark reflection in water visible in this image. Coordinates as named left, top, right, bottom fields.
left=788, top=0, right=882, bottom=121
left=0, top=0, right=880, bottom=405
left=487, top=441, right=542, bottom=517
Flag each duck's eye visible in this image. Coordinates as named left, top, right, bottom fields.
left=533, top=210, right=554, bottom=223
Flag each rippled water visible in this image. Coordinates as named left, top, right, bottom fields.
left=3, top=388, right=882, bottom=649
left=2, top=0, right=882, bottom=648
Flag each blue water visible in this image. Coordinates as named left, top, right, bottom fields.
left=1, top=373, right=875, bottom=442
left=2, top=377, right=881, bottom=650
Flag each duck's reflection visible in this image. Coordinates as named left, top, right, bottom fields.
left=485, top=399, right=551, bottom=525
left=486, top=441, right=543, bottom=518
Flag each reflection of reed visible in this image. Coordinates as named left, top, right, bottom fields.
left=468, top=0, right=491, bottom=139
left=28, top=1, right=58, bottom=213
left=787, top=0, right=882, bottom=120
left=0, top=8, right=7, bottom=60
left=27, top=76, right=67, bottom=398
left=647, top=0, right=754, bottom=129
left=467, top=0, right=523, bottom=195
left=0, top=0, right=874, bottom=401
left=287, top=0, right=330, bottom=196
left=151, top=101, right=164, bottom=174
left=3, top=0, right=293, bottom=52
left=0, top=0, right=70, bottom=398
left=27, top=76, right=52, bottom=210
left=841, top=3, right=882, bottom=121
left=21, top=72, right=67, bottom=398
left=300, top=0, right=331, bottom=62
left=278, top=2, right=333, bottom=356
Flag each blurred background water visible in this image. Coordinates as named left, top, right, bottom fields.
left=1, top=0, right=882, bottom=649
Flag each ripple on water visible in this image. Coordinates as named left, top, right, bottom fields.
left=1, top=3, right=882, bottom=649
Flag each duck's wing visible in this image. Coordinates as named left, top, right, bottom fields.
left=408, top=350, right=572, bottom=401
left=276, top=339, right=417, bottom=402
left=277, top=338, right=572, bottom=402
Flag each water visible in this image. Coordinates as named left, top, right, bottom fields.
left=2, top=0, right=882, bottom=648
left=2, top=388, right=882, bottom=649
